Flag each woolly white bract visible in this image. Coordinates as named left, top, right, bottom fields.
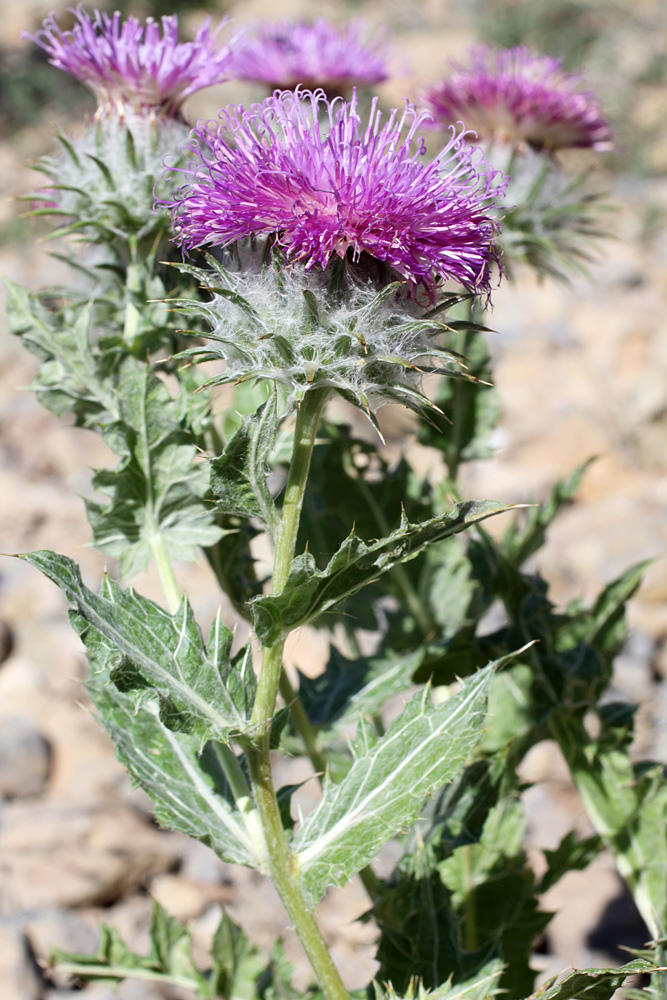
left=31, top=112, right=189, bottom=245
left=171, top=245, right=479, bottom=424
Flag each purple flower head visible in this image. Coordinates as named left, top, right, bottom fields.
left=227, top=18, right=391, bottom=95
left=164, top=89, right=506, bottom=299
left=423, top=46, right=613, bottom=152
left=27, top=7, right=233, bottom=118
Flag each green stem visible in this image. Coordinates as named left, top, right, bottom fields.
left=245, top=389, right=349, bottom=1000
left=245, top=743, right=350, bottom=1000
left=150, top=532, right=181, bottom=615
left=55, top=963, right=196, bottom=990
left=251, top=389, right=329, bottom=730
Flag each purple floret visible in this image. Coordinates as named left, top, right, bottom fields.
left=164, top=89, right=506, bottom=297
left=27, top=6, right=233, bottom=118
left=227, top=18, right=391, bottom=94
left=423, top=46, right=613, bottom=152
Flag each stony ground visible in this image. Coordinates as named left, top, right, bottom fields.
left=1, top=1, right=667, bottom=998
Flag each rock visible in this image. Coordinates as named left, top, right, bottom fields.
left=149, top=873, right=235, bottom=922
left=0, top=620, right=14, bottom=664
left=24, top=908, right=99, bottom=980
left=178, top=837, right=229, bottom=884
left=0, top=801, right=180, bottom=909
left=0, top=924, right=42, bottom=1000
left=0, top=715, right=51, bottom=799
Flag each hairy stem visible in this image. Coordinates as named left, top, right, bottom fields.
left=251, top=389, right=329, bottom=730
left=245, top=743, right=350, bottom=1000
left=246, top=389, right=350, bottom=1000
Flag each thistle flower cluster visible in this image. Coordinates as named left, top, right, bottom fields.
left=227, top=19, right=392, bottom=94
left=423, top=45, right=613, bottom=152
left=172, top=245, right=475, bottom=421
left=165, top=89, right=506, bottom=299
left=27, top=7, right=233, bottom=117
left=493, top=145, right=610, bottom=281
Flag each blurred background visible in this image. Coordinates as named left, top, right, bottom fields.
left=1, top=1, right=667, bottom=998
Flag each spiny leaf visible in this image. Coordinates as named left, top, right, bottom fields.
left=23, top=551, right=254, bottom=744
left=501, top=458, right=595, bottom=567
left=88, top=681, right=261, bottom=866
left=210, top=909, right=265, bottom=1000
left=52, top=900, right=207, bottom=994
left=210, top=394, right=279, bottom=532
left=253, top=501, right=517, bottom=645
left=85, top=356, right=223, bottom=578
left=296, top=646, right=424, bottom=733
left=294, top=665, right=495, bottom=903
left=553, top=709, right=667, bottom=941
left=3, top=277, right=119, bottom=425
left=528, top=958, right=663, bottom=1000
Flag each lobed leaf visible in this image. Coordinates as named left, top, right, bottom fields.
left=528, top=958, right=663, bottom=1000
left=253, top=501, right=517, bottom=645
left=23, top=551, right=254, bottom=745
left=85, top=357, right=223, bottom=577
left=210, top=394, right=280, bottom=532
left=294, top=666, right=495, bottom=903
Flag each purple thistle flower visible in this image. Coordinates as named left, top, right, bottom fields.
left=164, top=89, right=506, bottom=298
left=27, top=7, right=233, bottom=118
left=423, top=46, right=613, bottom=152
left=226, top=19, right=391, bottom=95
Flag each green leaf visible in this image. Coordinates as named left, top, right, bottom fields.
left=52, top=900, right=208, bottom=994
left=553, top=710, right=667, bottom=941
left=539, top=831, right=602, bottom=893
left=438, top=797, right=551, bottom=999
left=3, top=277, right=119, bottom=425
left=556, top=560, right=649, bottom=665
left=296, top=646, right=423, bottom=732
left=501, top=459, right=595, bottom=567
left=23, top=551, right=254, bottom=744
left=256, top=941, right=301, bottom=1000
left=253, top=501, right=517, bottom=645
left=528, top=958, right=663, bottom=1000
left=85, top=357, right=223, bottom=578
left=205, top=514, right=264, bottom=617
left=210, top=394, right=279, bottom=532
left=209, top=909, right=266, bottom=1000
left=373, top=862, right=498, bottom=995
left=87, top=680, right=261, bottom=867
left=294, top=666, right=494, bottom=903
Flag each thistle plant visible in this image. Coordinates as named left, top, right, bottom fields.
left=7, top=9, right=667, bottom=1000
left=225, top=18, right=392, bottom=95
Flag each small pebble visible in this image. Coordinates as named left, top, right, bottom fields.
left=0, top=716, right=51, bottom=799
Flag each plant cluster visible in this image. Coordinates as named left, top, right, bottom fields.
left=7, top=8, right=667, bottom=1000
